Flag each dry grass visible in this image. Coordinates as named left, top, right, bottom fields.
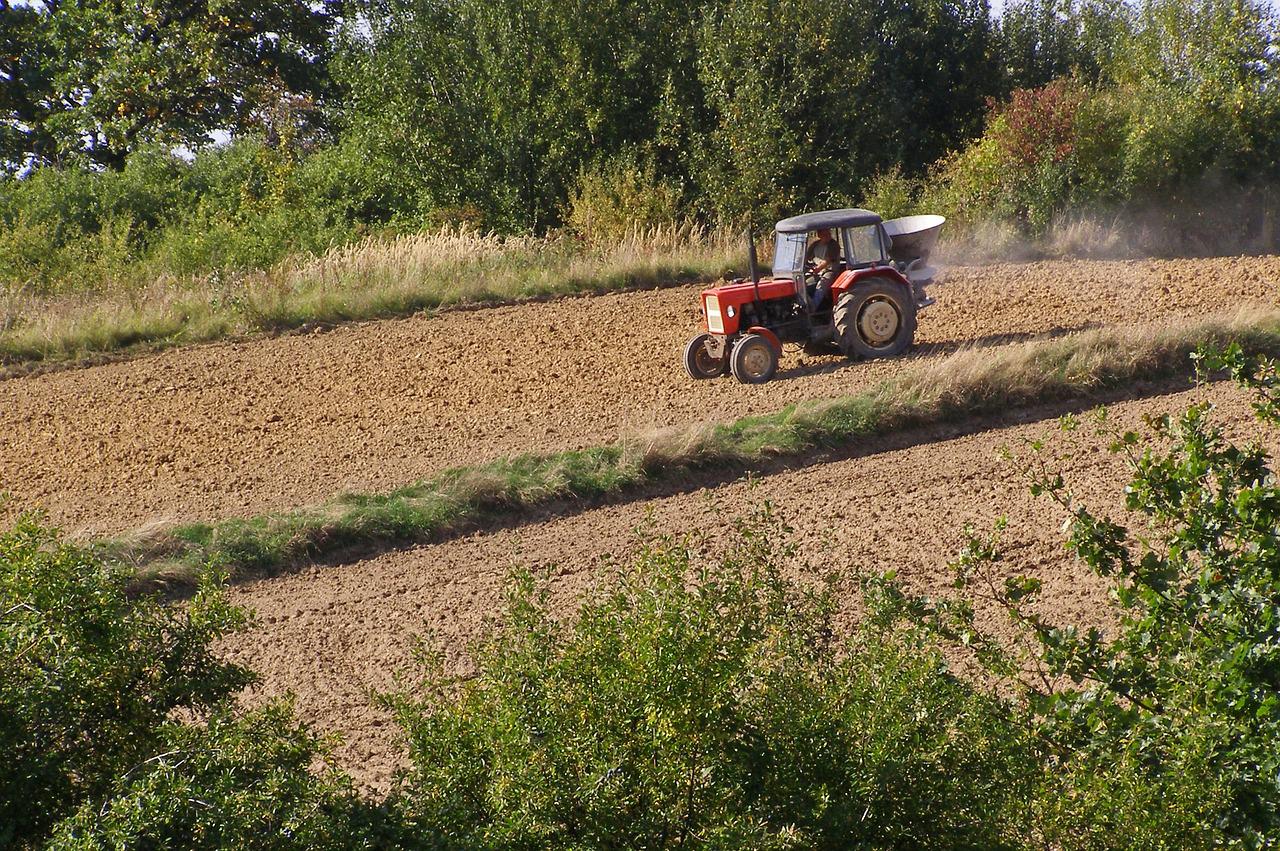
left=104, top=309, right=1280, bottom=588
left=0, top=223, right=742, bottom=372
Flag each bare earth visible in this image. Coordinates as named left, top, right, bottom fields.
left=3, top=256, right=1277, bottom=534
left=219, top=381, right=1268, bottom=793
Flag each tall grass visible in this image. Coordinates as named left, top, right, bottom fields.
left=106, top=309, right=1280, bottom=587
left=0, top=223, right=742, bottom=371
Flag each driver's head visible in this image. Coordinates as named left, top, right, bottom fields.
left=815, top=228, right=832, bottom=241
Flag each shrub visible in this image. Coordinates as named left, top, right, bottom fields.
left=46, top=704, right=383, bottom=851
left=858, top=166, right=919, bottom=219
left=919, top=127, right=1009, bottom=230
left=0, top=516, right=254, bottom=847
left=387, top=510, right=1030, bottom=850
left=922, top=80, right=1090, bottom=233
left=565, top=153, right=682, bottom=246
left=0, top=213, right=65, bottom=293
left=879, top=344, right=1280, bottom=847
left=0, top=139, right=369, bottom=295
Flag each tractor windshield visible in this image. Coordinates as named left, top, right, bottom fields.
left=772, top=232, right=807, bottom=279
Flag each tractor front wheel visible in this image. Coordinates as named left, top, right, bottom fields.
left=834, top=278, right=917, bottom=359
left=730, top=333, right=779, bottom=384
left=683, top=333, right=728, bottom=379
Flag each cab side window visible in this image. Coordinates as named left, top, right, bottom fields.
left=844, top=225, right=883, bottom=266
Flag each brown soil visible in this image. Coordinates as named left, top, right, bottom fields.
left=221, top=381, right=1268, bottom=794
left=3, top=256, right=1277, bottom=534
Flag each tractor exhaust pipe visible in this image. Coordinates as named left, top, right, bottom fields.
left=746, top=228, right=763, bottom=311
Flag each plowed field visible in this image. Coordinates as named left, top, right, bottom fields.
left=221, top=381, right=1268, bottom=792
left=3, top=255, right=1277, bottom=534
left=8, top=254, right=1280, bottom=791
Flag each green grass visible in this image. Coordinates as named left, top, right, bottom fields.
left=105, top=309, right=1280, bottom=587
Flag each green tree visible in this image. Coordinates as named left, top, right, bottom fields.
left=692, top=0, right=998, bottom=224
left=0, top=0, right=338, bottom=172
left=1112, top=0, right=1280, bottom=188
left=996, top=0, right=1133, bottom=90
left=339, top=0, right=705, bottom=231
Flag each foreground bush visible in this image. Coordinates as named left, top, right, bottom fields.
left=0, top=518, right=377, bottom=850
left=0, top=518, right=253, bottom=846
left=386, top=512, right=1030, bottom=850
left=46, top=705, right=381, bottom=851
left=879, top=344, right=1280, bottom=848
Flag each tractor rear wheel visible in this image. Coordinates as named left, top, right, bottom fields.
left=834, top=278, right=917, bottom=359
left=730, top=333, right=779, bottom=384
left=683, top=333, right=728, bottom=379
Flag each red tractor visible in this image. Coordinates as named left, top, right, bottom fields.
left=683, top=208, right=945, bottom=383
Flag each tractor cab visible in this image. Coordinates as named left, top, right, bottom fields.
left=683, top=207, right=945, bottom=385
left=771, top=209, right=891, bottom=312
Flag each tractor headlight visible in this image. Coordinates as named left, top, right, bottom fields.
left=726, top=305, right=736, bottom=318
left=705, top=296, right=725, bottom=333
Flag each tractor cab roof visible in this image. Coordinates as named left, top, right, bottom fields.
left=775, top=208, right=882, bottom=234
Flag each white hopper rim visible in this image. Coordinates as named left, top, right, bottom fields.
left=882, top=214, right=946, bottom=236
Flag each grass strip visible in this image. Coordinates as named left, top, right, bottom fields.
left=106, top=309, right=1280, bottom=587
left=1, top=225, right=739, bottom=374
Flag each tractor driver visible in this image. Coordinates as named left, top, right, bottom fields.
left=805, top=228, right=841, bottom=311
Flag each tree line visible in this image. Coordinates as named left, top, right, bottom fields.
left=0, top=1, right=1141, bottom=225
left=1, top=0, right=1277, bottom=292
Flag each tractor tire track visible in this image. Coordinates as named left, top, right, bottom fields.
left=3, top=256, right=1277, bottom=533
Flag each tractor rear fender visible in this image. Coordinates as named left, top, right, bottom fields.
left=745, top=326, right=782, bottom=356
left=830, top=266, right=911, bottom=302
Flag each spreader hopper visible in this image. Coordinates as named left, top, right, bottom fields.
left=882, top=214, right=945, bottom=284
left=883, top=215, right=945, bottom=263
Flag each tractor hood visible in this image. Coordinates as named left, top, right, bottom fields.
left=699, top=277, right=799, bottom=336
left=704, top=277, right=798, bottom=304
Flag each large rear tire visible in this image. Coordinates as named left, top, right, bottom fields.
left=683, top=333, right=728, bottom=379
left=730, top=333, right=779, bottom=384
left=834, top=278, right=917, bottom=359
